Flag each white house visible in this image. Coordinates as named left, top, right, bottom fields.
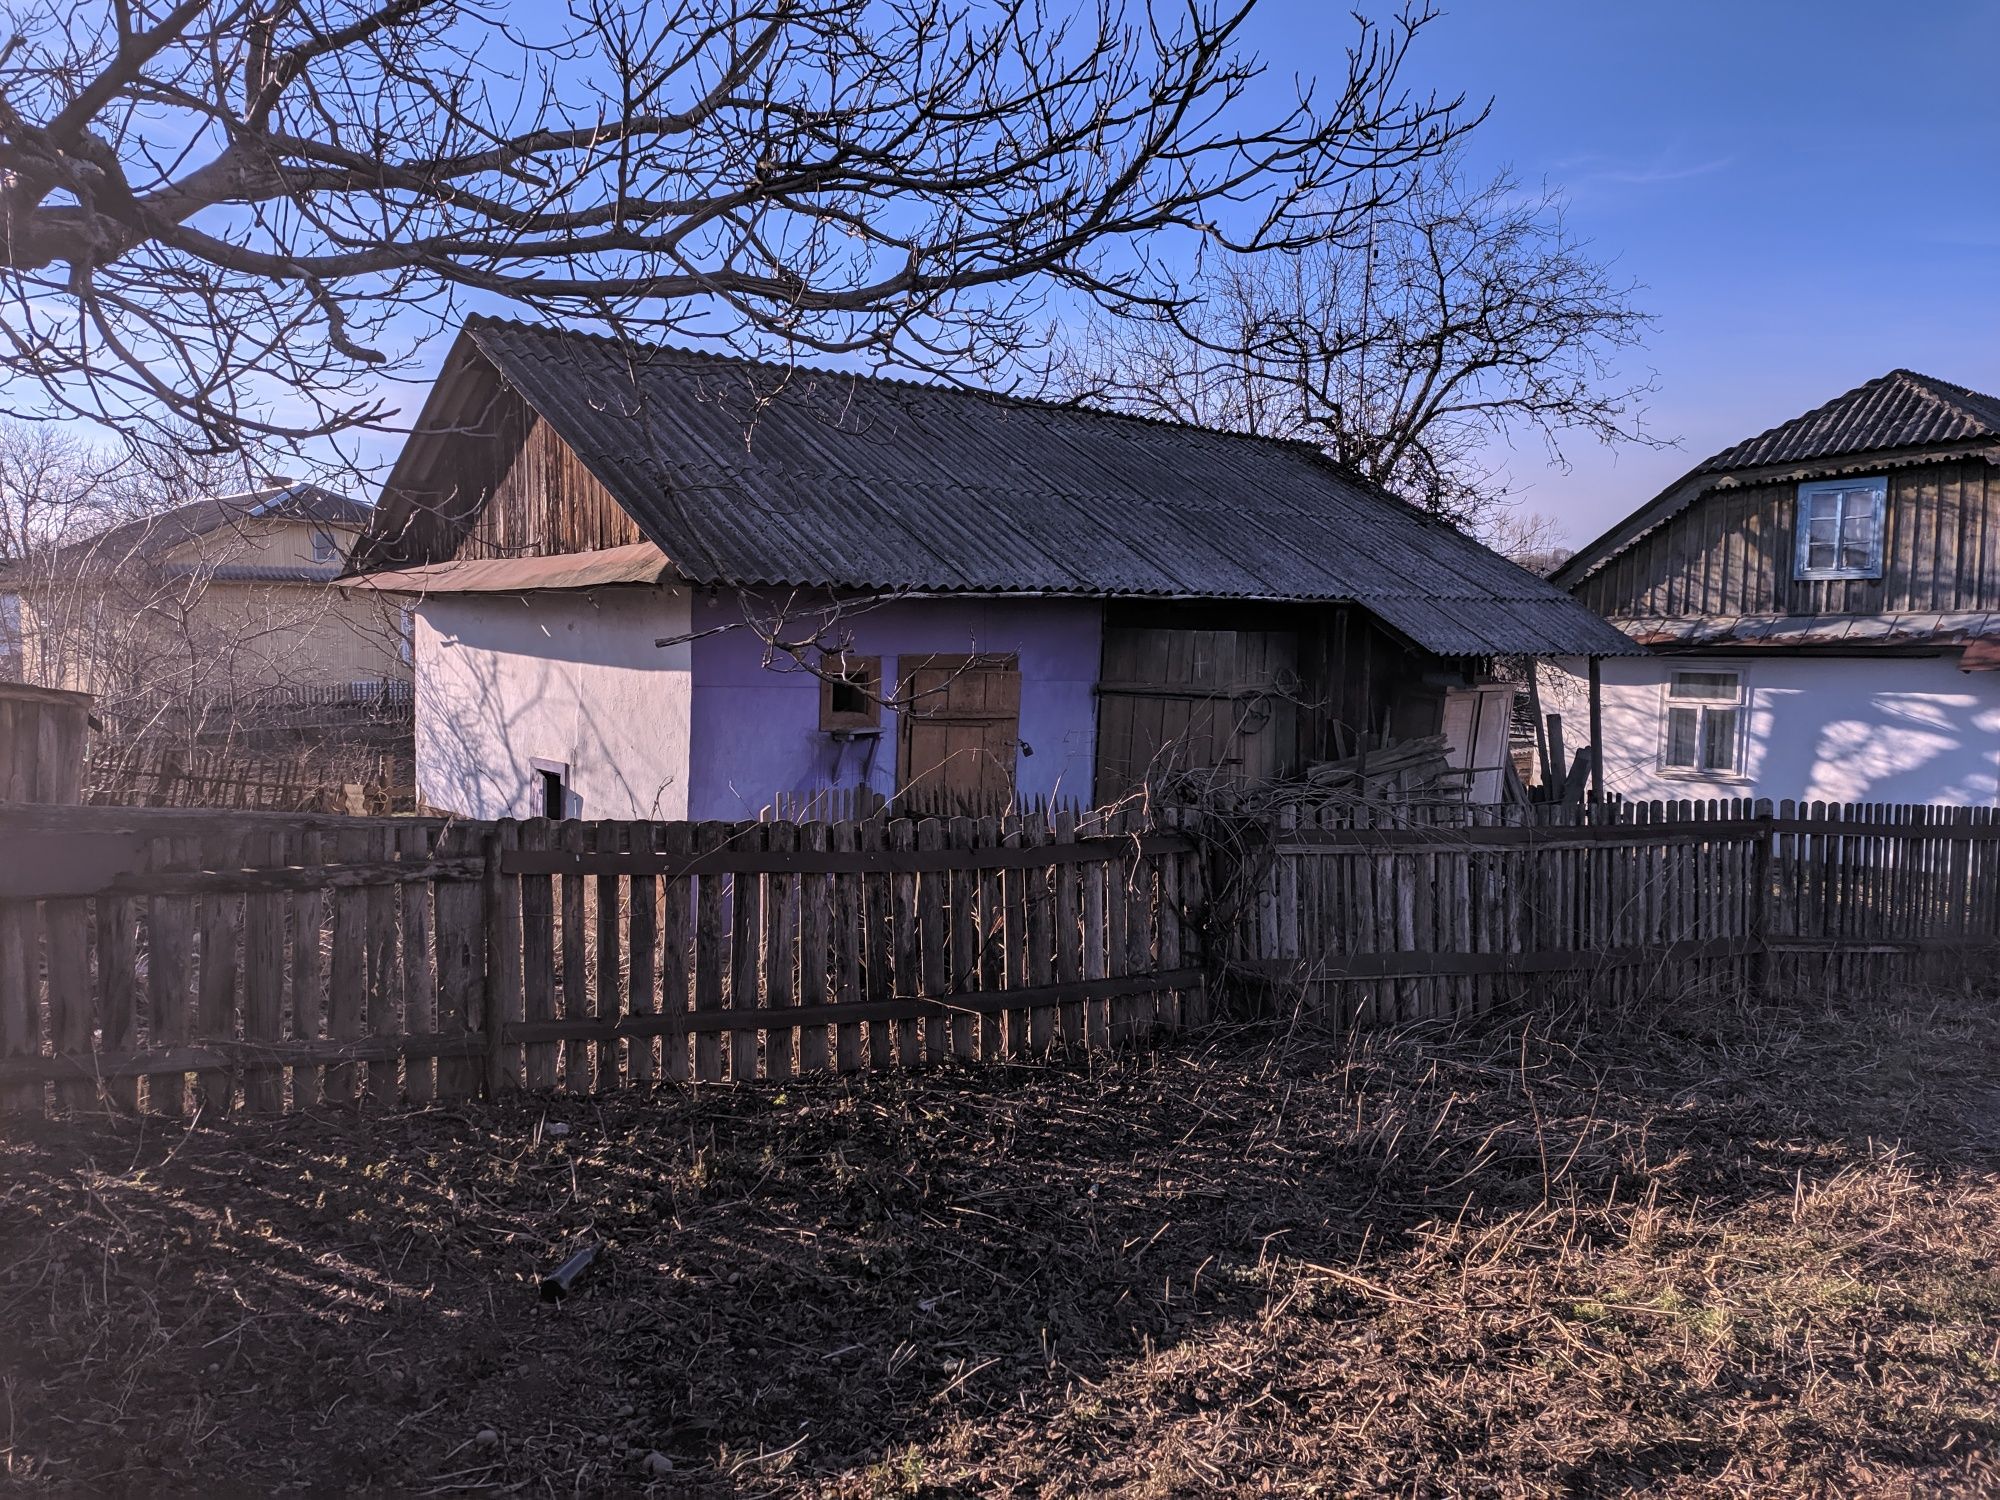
left=1548, top=369, right=2000, bottom=806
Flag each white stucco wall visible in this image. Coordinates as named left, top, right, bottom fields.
left=1543, top=652, right=2000, bottom=806
left=414, top=586, right=693, bottom=819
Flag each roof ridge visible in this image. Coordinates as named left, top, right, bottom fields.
left=461, top=313, right=1338, bottom=459
left=1694, top=370, right=1902, bottom=469
left=1893, top=367, right=2000, bottom=422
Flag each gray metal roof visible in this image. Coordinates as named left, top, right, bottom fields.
left=369, top=318, right=1637, bottom=656
left=1702, top=370, right=2000, bottom=473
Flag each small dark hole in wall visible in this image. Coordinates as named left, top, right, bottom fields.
left=829, top=677, right=870, bottom=718
left=537, top=767, right=566, bottom=819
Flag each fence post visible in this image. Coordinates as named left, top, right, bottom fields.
left=1749, top=797, right=1775, bottom=996
left=482, top=822, right=522, bottom=1097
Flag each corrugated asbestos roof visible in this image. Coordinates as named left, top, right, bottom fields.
left=367, top=317, right=1633, bottom=656
left=1555, top=370, right=2000, bottom=589
left=1701, top=370, right=2000, bottom=472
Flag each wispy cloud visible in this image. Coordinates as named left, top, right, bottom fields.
left=1550, top=151, right=1735, bottom=197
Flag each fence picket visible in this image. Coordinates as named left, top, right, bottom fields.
left=916, top=819, right=949, bottom=1064
left=520, top=819, right=558, bottom=1091
left=946, top=815, right=979, bottom=1060
left=766, top=821, right=800, bottom=1081
left=400, top=824, right=438, bottom=1105
left=830, top=819, right=864, bottom=1074
left=434, top=824, right=484, bottom=1100
left=594, top=821, right=626, bottom=1092
left=628, top=822, right=658, bottom=1088
left=799, top=822, right=832, bottom=1073
left=242, top=830, right=287, bottom=1112
left=364, top=824, right=401, bottom=1107
left=560, top=820, right=589, bottom=1094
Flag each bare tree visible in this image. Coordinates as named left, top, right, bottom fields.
left=1050, top=155, right=1660, bottom=532
left=0, top=0, right=1475, bottom=456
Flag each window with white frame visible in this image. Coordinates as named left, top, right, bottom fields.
left=1794, top=476, right=1886, bottom=580
left=1662, top=669, right=1744, bottom=775
left=310, top=528, right=341, bottom=565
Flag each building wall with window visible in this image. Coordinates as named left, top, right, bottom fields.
left=1544, top=652, right=2000, bottom=806
left=685, top=592, right=1102, bottom=820
left=413, top=585, right=695, bottom=821
left=1570, top=458, right=2000, bottom=621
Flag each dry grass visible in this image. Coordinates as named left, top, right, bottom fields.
left=2, top=982, right=1997, bottom=1496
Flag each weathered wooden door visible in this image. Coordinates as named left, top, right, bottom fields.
left=1094, top=626, right=1300, bottom=804
left=897, top=653, right=1021, bottom=812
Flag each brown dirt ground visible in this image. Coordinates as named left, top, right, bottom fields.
left=3, top=984, right=1998, bottom=1498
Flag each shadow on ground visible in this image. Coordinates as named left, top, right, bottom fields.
left=2, top=983, right=1997, bottom=1496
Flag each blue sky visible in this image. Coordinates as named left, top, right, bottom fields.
left=1265, top=0, right=2000, bottom=544
left=285, top=2, right=2000, bottom=548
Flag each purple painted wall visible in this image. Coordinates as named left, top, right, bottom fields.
left=686, top=592, right=1102, bottom=819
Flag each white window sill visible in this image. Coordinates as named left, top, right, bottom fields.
left=1658, top=768, right=1750, bottom=785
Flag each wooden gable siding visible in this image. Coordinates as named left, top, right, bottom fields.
left=450, top=402, right=645, bottom=562
left=1574, top=457, right=2000, bottom=618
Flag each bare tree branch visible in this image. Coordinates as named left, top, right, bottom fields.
left=1047, top=154, right=1662, bottom=533
left=0, top=0, right=1475, bottom=455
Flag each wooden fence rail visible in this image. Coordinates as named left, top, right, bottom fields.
left=4, top=797, right=2000, bottom=1117
left=1231, top=797, right=2000, bottom=1028
left=0, top=803, right=1205, bottom=1116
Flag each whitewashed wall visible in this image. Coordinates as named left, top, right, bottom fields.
left=414, top=586, right=693, bottom=819
left=1544, top=652, right=2000, bottom=806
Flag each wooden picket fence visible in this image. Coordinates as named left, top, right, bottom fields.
left=4, top=797, right=2000, bottom=1118
left=0, top=803, right=1205, bottom=1116
left=1233, top=797, right=2000, bottom=1027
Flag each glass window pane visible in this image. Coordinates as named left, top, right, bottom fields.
left=1808, top=540, right=1836, bottom=570
left=1808, top=492, right=1842, bottom=520
left=1665, top=706, right=1699, bottom=767
left=1670, top=671, right=1739, bottom=700
left=1700, top=708, right=1739, bottom=771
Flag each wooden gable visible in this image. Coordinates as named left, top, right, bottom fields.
left=359, top=349, right=649, bottom=572
left=449, top=398, right=646, bottom=562
left=1572, top=455, right=2000, bottom=619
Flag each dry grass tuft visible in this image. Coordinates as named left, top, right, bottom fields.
left=2, top=982, right=1997, bottom=1496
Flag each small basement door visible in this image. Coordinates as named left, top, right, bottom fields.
left=897, top=653, right=1021, bottom=812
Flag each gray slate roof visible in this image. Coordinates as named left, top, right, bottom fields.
left=1702, top=369, right=2000, bottom=472
left=391, top=318, right=1632, bottom=657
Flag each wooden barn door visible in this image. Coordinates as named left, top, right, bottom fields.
left=897, top=653, right=1021, bottom=812
left=1094, top=625, right=1300, bottom=804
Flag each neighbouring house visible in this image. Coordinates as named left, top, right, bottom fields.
left=342, top=317, right=1633, bottom=821
left=1549, top=369, right=2000, bottom=805
left=3, top=481, right=411, bottom=711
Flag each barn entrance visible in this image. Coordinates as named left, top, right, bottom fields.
left=896, top=653, right=1022, bottom=812
left=1094, top=618, right=1301, bottom=804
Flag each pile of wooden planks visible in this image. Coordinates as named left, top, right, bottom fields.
left=1300, top=735, right=1473, bottom=802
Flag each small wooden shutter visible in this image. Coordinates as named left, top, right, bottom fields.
left=896, top=653, right=1021, bottom=813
